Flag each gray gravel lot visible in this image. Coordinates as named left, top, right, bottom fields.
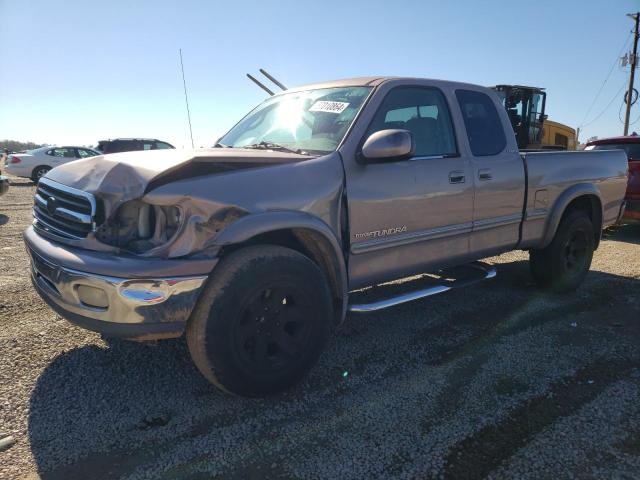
left=1, top=175, right=639, bottom=479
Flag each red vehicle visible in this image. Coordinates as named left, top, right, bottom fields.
left=586, top=136, right=640, bottom=222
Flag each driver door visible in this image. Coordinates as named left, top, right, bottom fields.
left=344, top=85, right=474, bottom=289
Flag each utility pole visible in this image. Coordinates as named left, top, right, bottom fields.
left=624, top=12, right=640, bottom=136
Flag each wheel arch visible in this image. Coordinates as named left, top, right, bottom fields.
left=212, top=211, right=349, bottom=326
left=541, top=184, right=603, bottom=249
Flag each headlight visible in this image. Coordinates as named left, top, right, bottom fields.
left=96, top=201, right=183, bottom=254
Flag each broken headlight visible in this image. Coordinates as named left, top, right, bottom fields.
left=96, top=201, right=183, bottom=254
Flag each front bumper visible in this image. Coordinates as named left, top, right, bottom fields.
left=24, top=226, right=216, bottom=340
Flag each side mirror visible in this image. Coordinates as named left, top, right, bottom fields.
left=360, top=129, right=414, bottom=163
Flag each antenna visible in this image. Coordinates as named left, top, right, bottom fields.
left=246, top=73, right=275, bottom=96
left=259, top=68, right=287, bottom=91
left=179, top=49, right=195, bottom=148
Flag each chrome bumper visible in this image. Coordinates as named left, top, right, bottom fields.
left=28, top=248, right=208, bottom=338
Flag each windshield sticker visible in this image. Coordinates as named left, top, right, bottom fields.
left=309, top=101, right=350, bottom=114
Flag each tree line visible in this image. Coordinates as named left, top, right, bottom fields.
left=0, top=140, right=46, bottom=152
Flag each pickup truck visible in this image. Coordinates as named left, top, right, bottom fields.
left=585, top=135, right=640, bottom=223
left=24, top=77, right=628, bottom=397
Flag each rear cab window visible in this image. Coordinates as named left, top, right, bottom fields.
left=455, top=89, right=507, bottom=156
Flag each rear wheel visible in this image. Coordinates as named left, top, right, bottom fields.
left=186, top=245, right=331, bottom=397
left=530, top=210, right=594, bottom=292
left=31, top=166, right=50, bottom=182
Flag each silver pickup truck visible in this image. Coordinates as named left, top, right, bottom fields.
left=24, top=77, right=628, bottom=396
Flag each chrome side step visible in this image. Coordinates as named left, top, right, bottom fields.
left=348, top=261, right=496, bottom=313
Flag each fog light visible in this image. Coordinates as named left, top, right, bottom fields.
left=76, top=285, right=109, bottom=309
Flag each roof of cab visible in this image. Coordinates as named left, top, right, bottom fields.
left=280, top=76, right=491, bottom=95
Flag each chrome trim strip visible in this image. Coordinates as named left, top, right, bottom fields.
left=38, top=177, right=97, bottom=218
left=408, top=155, right=446, bottom=161
left=34, top=178, right=97, bottom=240
left=472, top=213, right=522, bottom=231
left=351, top=221, right=473, bottom=254
left=53, top=207, right=92, bottom=225
left=525, top=209, right=547, bottom=220
left=32, top=216, right=85, bottom=240
left=34, top=193, right=47, bottom=209
left=349, top=261, right=496, bottom=313
left=35, top=194, right=91, bottom=225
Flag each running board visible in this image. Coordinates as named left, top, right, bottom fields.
left=348, top=261, right=497, bottom=313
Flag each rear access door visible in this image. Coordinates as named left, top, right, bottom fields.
left=453, top=89, right=526, bottom=257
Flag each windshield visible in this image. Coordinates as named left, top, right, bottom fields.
left=219, top=86, right=372, bottom=154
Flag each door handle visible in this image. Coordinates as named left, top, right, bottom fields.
left=449, top=171, right=465, bottom=184
left=478, top=169, right=493, bottom=181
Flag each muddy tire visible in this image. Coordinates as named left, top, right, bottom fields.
left=186, top=245, right=331, bottom=397
left=530, top=210, right=594, bottom=293
left=31, top=166, right=50, bottom=182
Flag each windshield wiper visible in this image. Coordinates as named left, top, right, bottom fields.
left=242, top=141, right=310, bottom=155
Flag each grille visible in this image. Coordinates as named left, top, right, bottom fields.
left=33, top=178, right=96, bottom=239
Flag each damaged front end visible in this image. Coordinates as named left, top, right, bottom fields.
left=95, top=201, right=184, bottom=256
left=93, top=197, right=249, bottom=259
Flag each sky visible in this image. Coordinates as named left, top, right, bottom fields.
left=1, top=0, right=639, bottom=148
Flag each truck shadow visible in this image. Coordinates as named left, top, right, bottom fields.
left=603, top=223, right=640, bottom=245
left=27, top=258, right=640, bottom=479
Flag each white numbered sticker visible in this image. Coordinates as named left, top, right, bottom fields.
left=309, top=101, right=350, bottom=114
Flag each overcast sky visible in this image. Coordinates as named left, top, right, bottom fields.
left=1, top=0, right=639, bottom=147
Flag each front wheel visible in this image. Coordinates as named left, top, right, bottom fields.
left=186, top=245, right=332, bottom=397
left=530, top=210, right=595, bottom=293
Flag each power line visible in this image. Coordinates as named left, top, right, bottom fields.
left=578, top=31, right=632, bottom=128
left=619, top=90, right=640, bottom=125
left=581, top=80, right=628, bottom=129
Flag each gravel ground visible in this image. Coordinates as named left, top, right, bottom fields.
left=1, top=175, right=639, bottom=480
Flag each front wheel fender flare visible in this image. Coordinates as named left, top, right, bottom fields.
left=212, top=211, right=349, bottom=321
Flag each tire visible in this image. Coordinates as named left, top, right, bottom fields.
left=31, top=166, right=50, bottom=182
left=530, top=209, right=595, bottom=293
left=186, top=245, right=332, bottom=397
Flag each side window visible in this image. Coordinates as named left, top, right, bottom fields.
left=155, top=141, right=173, bottom=149
left=455, top=89, right=507, bottom=156
left=367, top=87, right=457, bottom=157
left=78, top=149, right=97, bottom=158
left=50, top=148, right=76, bottom=158
left=111, top=140, right=136, bottom=152
left=45, top=149, right=55, bottom=156
left=143, top=141, right=155, bottom=150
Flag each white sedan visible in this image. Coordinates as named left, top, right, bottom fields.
left=5, top=146, right=101, bottom=181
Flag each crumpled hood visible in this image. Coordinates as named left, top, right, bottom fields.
left=46, top=148, right=310, bottom=217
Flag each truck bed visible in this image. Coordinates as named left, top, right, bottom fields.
left=519, top=149, right=628, bottom=249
